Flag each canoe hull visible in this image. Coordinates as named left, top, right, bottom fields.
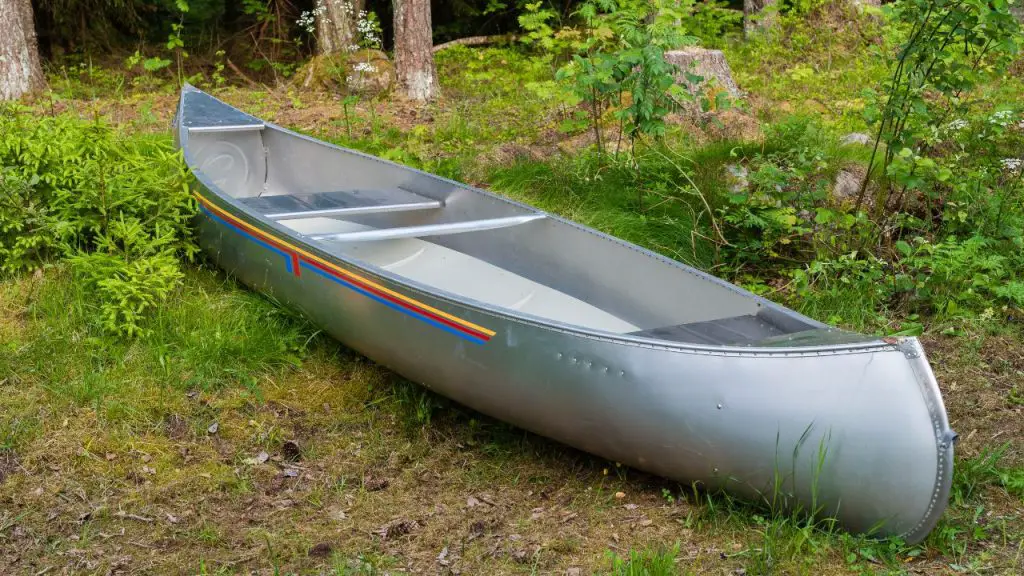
left=192, top=192, right=954, bottom=544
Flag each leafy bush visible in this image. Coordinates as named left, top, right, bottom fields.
left=0, top=104, right=195, bottom=336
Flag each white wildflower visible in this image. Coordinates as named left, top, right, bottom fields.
left=989, top=110, right=1015, bottom=127
left=946, top=119, right=968, bottom=132
left=347, top=44, right=360, bottom=53
left=1000, top=158, right=1022, bottom=172
left=353, top=62, right=377, bottom=73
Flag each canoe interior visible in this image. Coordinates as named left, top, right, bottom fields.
left=182, top=89, right=841, bottom=345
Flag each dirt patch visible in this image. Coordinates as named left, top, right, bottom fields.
left=0, top=451, right=19, bottom=485
left=923, top=332, right=1024, bottom=467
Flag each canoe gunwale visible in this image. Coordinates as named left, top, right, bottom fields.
left=900, top=339, right=957, bottom=544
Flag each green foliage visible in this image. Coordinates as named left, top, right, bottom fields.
left=859, top=0, right=1022, bottom=213
left=605, top=542, right=680, bottom=576
left=0, top=107, right=195, bottom=336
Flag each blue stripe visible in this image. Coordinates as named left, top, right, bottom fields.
left=200, top=205, right=292, bottom=273
left=300, top=261, right=486, bottom=345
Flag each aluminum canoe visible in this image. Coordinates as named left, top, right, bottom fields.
left=174, top=85, right=955, bottom=543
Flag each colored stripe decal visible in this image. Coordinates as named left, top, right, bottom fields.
left=300, top=262, right=486, bottom=344
left=195, top=194, right=494, bottom=343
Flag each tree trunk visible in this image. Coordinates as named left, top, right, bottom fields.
left=0, top=0, right=45, bottom=101
left=393, top=0, right=439, bottom=101
left=316, top=0, right=364, bottom=55
left=743, top=0, right=778, bottom=36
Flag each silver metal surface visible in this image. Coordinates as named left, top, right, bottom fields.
left=188, top=123, right=266, bottom=133
left=176, top=85, right=955, bottom=544
left=308, top=214, right=547, bottom=242
left=267, top=201, right=442, bottom=220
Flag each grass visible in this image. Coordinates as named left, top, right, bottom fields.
left=3, top=10, right=1024, bottom=573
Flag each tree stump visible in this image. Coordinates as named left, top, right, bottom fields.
left=293, top=49, right=394, bottom=96
left=744, top=0, right=778, bottom=36
left=1012, top=4, right=1024, bottom=24
left=665, top=47, right=740, bottom=105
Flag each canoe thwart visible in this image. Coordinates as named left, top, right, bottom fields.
left=239, top=188, right=443, bottom=221
left=188, top=123, right=266, bottom=133
left=308, top=214, right=546, bottom=242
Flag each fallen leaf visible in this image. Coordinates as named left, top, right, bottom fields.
left=243, top=451, right=270, bottom=466
left=141, top=466, right=156, bottom=475
left=282, top=468, right=299, bottom=478
left=165, top=513, right=179, bottom=524
left=105, top=453, right=116, bottom=461
left=141, top=454, right=152, bottom=463
left=437, top=546, right=450, bottom=566
left=375, top=518, right=419, bottom=540
left=466, top=496, right=481, bottom=508
left=623, top=503, right=638, bottom=510
left=363, top=474, right=389, bottom=492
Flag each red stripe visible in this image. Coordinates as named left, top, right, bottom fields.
left=300, top=257, right=492, bottom=341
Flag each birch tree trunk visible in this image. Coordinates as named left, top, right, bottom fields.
left=393, top=0, right=439, bottom=101
left=316, top=0, right=364, bottom=55
left=0, top=0, right=45, bottom=101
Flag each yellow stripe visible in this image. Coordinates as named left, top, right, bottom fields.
left=197, top=194, right=497, bottom=337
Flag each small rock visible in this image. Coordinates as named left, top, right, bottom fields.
left=725, top=164, right=749, bottom=193
left=207, top=422, right=219, bottom=435
left=309, top=542, right=333, bottom=558
left=512, top=549, right=529, bottom=564
left=832, top=168, right=865, bottom=203
left=840, top=132, right=872, bottom=146
left=282, top=468, right=299, bottom=478
left=567, top=568, right=582, bottom=576
left=437, top=546, right=450, bottom=566
left=166, top=513, right=179, bottom=524
left=614, top=491, right=626, bottom=499
left=141, top=454, right=152, bottom=463
left=466, top=496, right=481, bottom=508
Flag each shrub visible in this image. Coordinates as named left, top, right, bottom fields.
left=0, top=104, right=195, bottom=336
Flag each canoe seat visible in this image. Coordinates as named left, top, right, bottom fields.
left=238, top=188, right=442, bottom=220
left=628, top=314, right=787, bottom=346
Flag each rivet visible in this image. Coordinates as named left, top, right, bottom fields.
left=556, top=353, right=563, bottom=359
left=717, top=403, right=723, bottom=409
